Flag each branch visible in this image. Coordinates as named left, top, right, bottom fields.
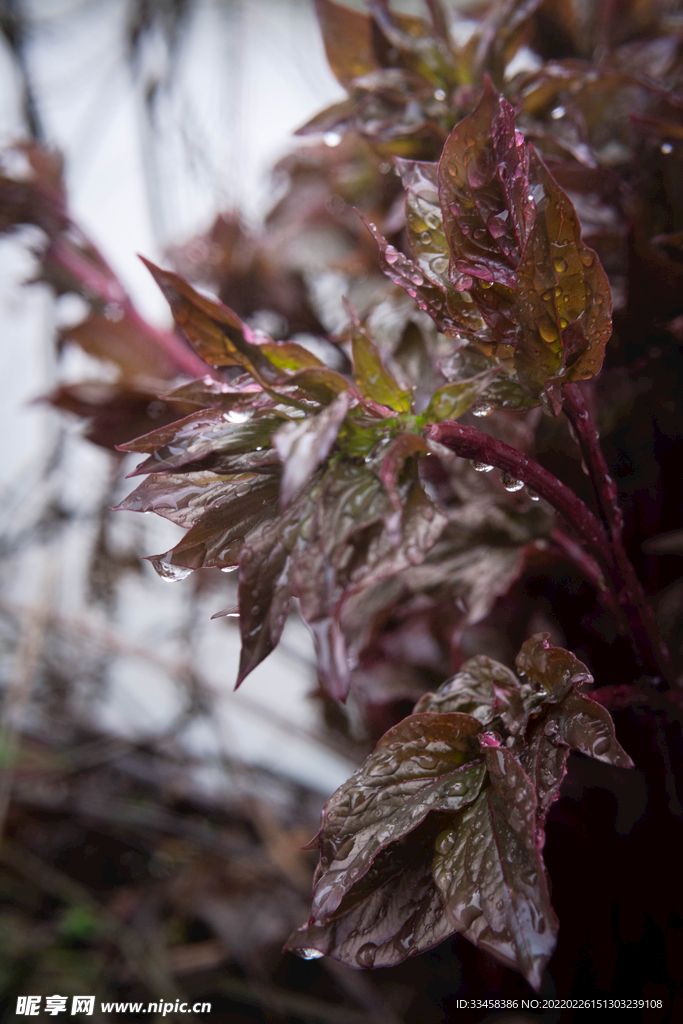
left=425, top=418, right=674, bottom=684
left=562, top=383, right=674, bottom=687
left=425, top=420, right=612, bottom=564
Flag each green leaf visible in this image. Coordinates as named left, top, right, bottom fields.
left=350, top=321, right=412, bottom=412
left=423, top=370, right=498, bottom=422
left=513, top=153, right=612, bottom=397
left=432, top=741, right=558, bottom=991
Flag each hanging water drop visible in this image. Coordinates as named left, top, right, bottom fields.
left=527, top=488, right=541, bottom=501
left=294, top=947, right=325, bottom=960
left=150, top=558, right=192, bottom=582
left=472, top=460, right=494, bottom=472
left=499, top=470, right=524, bottom=492
left=471, top=402, right=492, bottom=417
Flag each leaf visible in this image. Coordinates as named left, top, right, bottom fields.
left=414, top=655, right=526, bottom=738
left=432, top=742, right=558, bottom=990
left=308, top=712, right=485, bottom=920
left=378, top=432, right=431, bottom=537
left=44, top=381, right=185, bottom=451
left=143, top=259, right=320, bottom=386
left=236, top=500, right=304, bottom=686
left=513, top=153, right=612, bottom=396
left=423, top=370, right=498, bottom=422
left=556, top=690, right=634, bottom=768
left=286, top=828, right=455, bottom=967
left=314, top=0, right=379, bottom=87
left=114, top=467, right=278, bottom=530
left=361, top=216, right=487, bottom=340
left=437, top=79, right=535, bottom=291
left=119, top=409, right=284, bottom=476
left=294, top=463, right=446, bottom=699
left=274, top=391, right=351, bottom=506
left=350, top=320, right=412, bottom=412
left=515, top=632, right=593, bottom=704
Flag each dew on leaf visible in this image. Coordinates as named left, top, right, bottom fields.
left=294, top=947, right=325, bottom=960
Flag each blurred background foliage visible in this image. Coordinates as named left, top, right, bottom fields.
left=0, top=0, right=682, bottom=1020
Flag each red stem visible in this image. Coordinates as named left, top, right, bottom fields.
left=426, top=420, right=612, bottom=564
left=426, top=418, right=674, bottom=684
left=562, top=383, right=674, bottom=686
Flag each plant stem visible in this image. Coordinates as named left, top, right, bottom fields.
left=426, top=420, right=612, bottom=562
left=562, top=383, right=674, bottom=686
left=549, top=527, right=621, bottom=621
left=426, top=418, right=674, bottom=684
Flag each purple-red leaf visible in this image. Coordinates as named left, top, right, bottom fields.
left=309, top=712, right=484, bottom=920
left=274, top=391, right=350, bottom=506
left=513, top=153, right=612, bottom=396
left=515, top=632, right=593, bottom=704
left=437, top=80, right=535, bottom=291
left=432, top=745, right=558, bottom=991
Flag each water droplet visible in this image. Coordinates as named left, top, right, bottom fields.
left=499, top=471, right=524, bottom=492
left=661, top=142, right=673, bottom=154
left=356, top=942, right=377, bottom=967
left=472, top=461, right=494, bottom=472
left=478, top=278, right=493, bottom=289
left=324, top=132, right=342, bottom=147
left=430, top=255, right=448, bottom=275
left=527, top=488, right=541, bottom=501
left=559, top=316, right=568, bottom=329
left=434, top=88, right=446, bottom=101
left=104, top=301, right=124, bottom=322
left=471, top=401, right=492, bottom=417
left=220, top=565, right=238, bottom=573
left=554, top=257, right=568, bottom=274
left=151, top=559, right=192, bottom=582
left=581, top=253, right=594, bottom=267
left=550, top=105, right=565, bottom=119
left=294, top=947, right=325, bottom=960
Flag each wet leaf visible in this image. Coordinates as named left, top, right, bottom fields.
left=350, top=320, right=412, bottom=412
left=414, top=655, right=525, bottom=738
left=378, top=432, right=431, bottom=537
left=362, top=216, right=487, bottom=340
left=432, top=743, right=558, bottom=990
left=423, top=370, right=498, bottom=422
left=150, top=474, right=281, bottom=572
left=114, top=467, right=277, bottom=530
left=274, top=391, right=351, bottom=506
left=513, top=153, right=612, bottom=396
left=437, top=80, right=535, bottom=291
left=515, top=632, right=593, bottom=704
left=308, top=712, right=485, bottom=920
left=286, top=828, right=455, bottom=967
left=236, top=500, right=304, bottom=685
left=556, top=690, right=633, bottom=768
left=119, top=409, right=284, bottom=477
